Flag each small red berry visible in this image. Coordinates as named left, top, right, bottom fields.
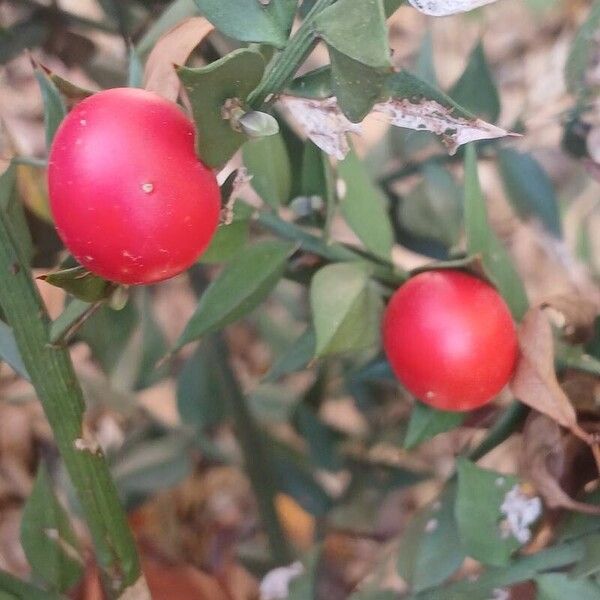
left=383, top=269, right=518, bottom=411
left=48, top=87, right=220, bottom=285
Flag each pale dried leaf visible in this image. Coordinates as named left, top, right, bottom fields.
left=277, top=96, right=361, bottom=160
left=407, top=0, right=499, bottom=16
left=278, top=95, right=512, bottom=160
left=373, top=98, right=513, bottom=155
left=144, top=17, right=214, bottom=102
left=511, top=308, right=583, bottom=435
left=521, top=412, right=600, bottom=515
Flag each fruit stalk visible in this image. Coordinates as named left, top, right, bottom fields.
left=0, top=168, right=145, bottom=599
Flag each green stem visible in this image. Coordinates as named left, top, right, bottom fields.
left=0, top=169, right=144, bottom=599
left=467, top=401, right=528, bottom=462
left=213, top=333, right=293, bottom=565
left=252, top=207, right=407, bottom=286
left=247, top=0, right=335, bottom=108
left=12, top=156, right=47, bottom=169
left=50, top=299, right=101, bottom=345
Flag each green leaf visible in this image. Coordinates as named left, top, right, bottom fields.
left=397, top=484, right=465, bottom=593
left=449, top=41, right=500, bottom=122
left=0, top=18, right=48, bottom=65
left=536, top=573, right=600, bottom=600
left=265, top=328, right=316, bottom=381
left=49, top=298, right=95, bottom=345
left=310, top=262, right=383, bottom=357
left=0, top=568, right=60, bottom=600
left=399, top=161, right=462, bottom=248
left=558, top=488, right=600, bottom=542
left=176, top=336, right=230, bottom=430
left=497, top=148, right=562, bottom=237
left=176, top=240, right=296, bottom=348
left=415, top=30, right=437, bottom=86
left=329, top=47, right=389, bottom=122
left=0, top=320, right=29, bottom=380
left=565, top=2, right=600, bottom=95
left=294, top=403, right=343, bottom=471
left=243, top=133, right=292, bottom=208
left=569, top=533, right=600, bottom=579
left=200, top=215, right=251, bottom=265
left=20, top=464, right=83, bottom=592
left=39, top=267, right=115, bottom=303
left=266, top=0, right=297, bottom=36
left=314, top=0, right=391, bottom=68
left=384, top=0, right=405, bottom=17
left=404, top=402, right=465, bottom=449
left=338, top=149, right=394, bottom=260
left=237, top=110, right=280, bottom=138
left=248, top=383, right=300, bottom=422
left=111, top=433, right=193, bottom=504
left=288, top=548, right=320, bottom=599
left=455, top=458, right=524, bottom=566
left=464, top=145, right=528, bottom=320
left=33, top=62, right=66, bottom=148
left=78, top=301, right=139, bottom=375
left=288, top=66, right=333, bottom=99
left=415, top=542, right=584, bottom=600
left=193, top=0, right=288, bottom=47
left=0, top=164, right=33, bottom=267
left=178, top=49, right=265, bottom=168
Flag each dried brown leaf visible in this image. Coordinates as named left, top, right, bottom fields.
left=144, top=17, right=214, bottom=102
left=407, top=0, right=499, bottom=15
left=521, top=412, right=600, bottom=515
left=511, top=307, right=588, bottom=441
left=541, top=294, right=599, bottom=344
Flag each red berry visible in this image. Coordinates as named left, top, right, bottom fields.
left=48, top=88, right=220, bottom=285
left=382, top=270, right=518, bottom=411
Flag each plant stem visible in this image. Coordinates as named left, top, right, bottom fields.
left=212, top=333, right=293, bottom=565
left=252, top=207, right=407, bottom=286
left=0, top=169, right=145, bottom=599
left=12, top=156, right=48, bottom=169
left=247, top=0, right=335, bottom=108
left=467, top=401, right=528, bottom=462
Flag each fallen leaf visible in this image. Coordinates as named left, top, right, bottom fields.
left=521, top=412, right=600, bottom=515
left=407, top=0, right=499, bottom=16
left=511, top=307, right=589, bottom=442
left=144, top=17, right=215, bottom=102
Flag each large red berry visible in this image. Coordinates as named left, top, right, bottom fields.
left=48, top=87, right=220, bottom=285
left=383, top=270, right=518, bottom=411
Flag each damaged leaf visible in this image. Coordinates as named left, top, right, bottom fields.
left=407, top=0, right=499, bottom=16
left=278, top=70, right=513, bottom=159
left=277, top=96, right=361, bottom=160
